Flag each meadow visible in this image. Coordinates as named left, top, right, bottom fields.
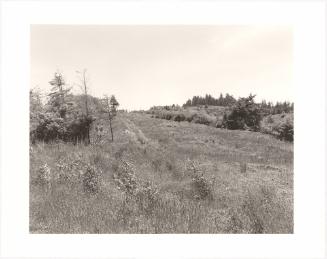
left=30, top=111, right=293, bottom=233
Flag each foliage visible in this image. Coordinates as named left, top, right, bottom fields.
left=47, top=72, right=74, bottom=118
left=33, top=113, right=66, bottom=142
left=149, top=108, right=216, bottom=126
left=222, top=94, right=262, bottom=131
left=173, top=113, right=186, bottom=122
left=183, top=94, right=293, bottom=116
left=187, top=160, right=213, bottom=200
left=260, top=113, right=294, bottom=142
left=36, top=163, right=52, bottom=187
left=276, top=119, right=293, bottom=142
left=32, top=111, right=95, bottom=143
left=260, top=100, right=294, bottom=115
left=30, top=88, right=43, bottom=117
left=83, top=164, right=101, bottom=194
left=31, top=72, right=96, bottom=144
left=183, top=93, right=236, bottom=107
left=135, top=181, right=159, bottom=214
left=65, top=113, right=95, bottom=143
left=113, top=160, right=138, bottom=195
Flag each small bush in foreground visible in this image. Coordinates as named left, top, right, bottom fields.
left=36, top=163, right=52, bottom=187
left=187, top=160, right=213, bottom=200
left=83, top=165, right=101, bottom=194
left=113, top=160, right=138, bottom=195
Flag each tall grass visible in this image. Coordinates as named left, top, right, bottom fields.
left=30, top=112, right=293, bottom=233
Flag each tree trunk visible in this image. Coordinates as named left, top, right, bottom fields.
left=105, top=97, right=114, bottom=142
left=109, top=118, right=114, bottom=141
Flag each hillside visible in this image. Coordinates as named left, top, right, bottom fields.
left=30, top=111, right=293, bottom=233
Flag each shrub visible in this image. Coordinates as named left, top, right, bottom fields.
left=215, top=118, right=224, bottom=128
left=266, top=115, right=274, bottom=123
left=65, top=114, right=95, bottom=143
left=83, top=165, right=101, bottom=194
left=33, top=113, right=66, bottom=142
left=276, top=119, right=293, bottom=142
left=192, top=113, right=216, bottom=126
left=187, top=160, right=213, bottom=200
left=31, top=112, right=95, bottom=144
left=135, top=181, right=159, bottom=214
left=260, top=113, right=294, bottom=142
left=113, top=160, right=138, bottom=195
left=36, top=163, right=52, bottom=187
left=173, top=113, right=186, bottom=122
left=185, top=113, right=195, bottom=122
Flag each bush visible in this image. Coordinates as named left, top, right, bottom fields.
left=173, top=113, right=186, bottom=122
left=227, top=185, right=292, bottom=233
left=33, top=113, right=66, bottom=142
left=31, top=112, right=95, bottom=144
left=192, top=113, right=216, bottom=126
left=65, top=114, right=95, bottom=143
left=163, top=112, right=173, bottom=120
left=185, top=113, right=195, bottom=122
left=260, top=113, right=293, bottom=142
left=36, top=163, right=52, bottom=187
left=276, top=119, right=293, bottom=142
left=187, top=160, right=213, bottom=200
left=113, top=160, right=138, bottom=195
left=83, top=165, right=101, bottom=194
left=135, top=181, right=159, bottom=214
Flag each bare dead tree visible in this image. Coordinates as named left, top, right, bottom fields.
left=76, top=69, right=91, bottom=144
left=76, top=69, right=90, bottom=116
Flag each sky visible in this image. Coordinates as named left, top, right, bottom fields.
left=31, top=25, right=293, bottom=111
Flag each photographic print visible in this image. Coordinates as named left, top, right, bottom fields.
left=29, top=25, right=293, bottom=234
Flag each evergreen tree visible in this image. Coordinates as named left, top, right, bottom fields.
left=222, top=94, right=262, bottom=131
left=47, top=72, right=73, bottom=118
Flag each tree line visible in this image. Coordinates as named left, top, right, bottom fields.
left=183, top=93, right=236, bottom=107
left=183, top=93, right=293, bottom=115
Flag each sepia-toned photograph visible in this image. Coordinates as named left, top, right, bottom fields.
left=29, top=25, right=294, bottom=234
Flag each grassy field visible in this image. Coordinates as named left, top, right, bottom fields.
left=30, top=111, right=293, bottom=233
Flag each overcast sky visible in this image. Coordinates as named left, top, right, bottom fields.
left=31, top=25, right=293, bottom=110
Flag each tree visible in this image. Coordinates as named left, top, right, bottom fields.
left=103, top=95, right=120, bottom=141
left=31, top=71, right=95, bottom=145
left=47, top=72, right=73, bottom=118
left=183, top=93, right=237, bottom=107
left=222, top=94, right=262, bottom=131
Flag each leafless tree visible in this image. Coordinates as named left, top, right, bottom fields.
left=76, top=69, right=90, bottom=116
left=76, top=69, right=91, bottom=144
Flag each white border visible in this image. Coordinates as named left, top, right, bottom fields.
left=0, top=1, right=326, bottom=258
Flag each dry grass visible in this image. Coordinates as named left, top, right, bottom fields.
left=30, top=112, right=293, bottom=233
